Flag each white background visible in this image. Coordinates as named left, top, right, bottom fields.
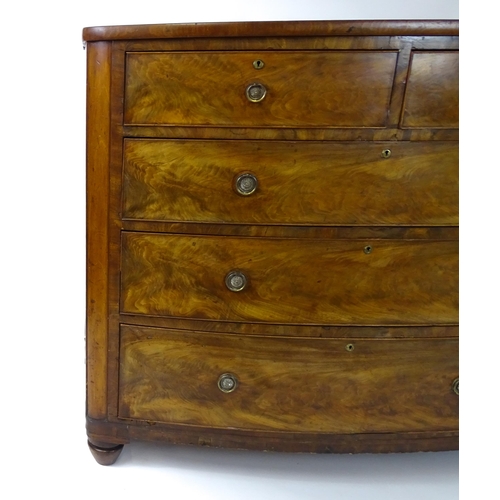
left=1, top=1, right=492, bottom=499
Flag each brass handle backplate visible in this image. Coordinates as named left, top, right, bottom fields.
left=452, top=377, right=459, bottom=395
left=235, top=173, right=258, bottom=196
left=246, top=83, right=267, bottom=102
left=218, top=373, right=238, bottom=393
left=225, top=271, right=247, bottom=292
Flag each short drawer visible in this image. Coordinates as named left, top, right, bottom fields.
left=118, top=325, right=459, bottom=433
left=120, top=233, right=458, bottom=325
left=402, top=51, right=458, bottom=128
left=123, top=139, right=458, bottom=226
left=124, top=51, right=397, bottom=127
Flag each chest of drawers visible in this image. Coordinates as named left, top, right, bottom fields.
left=83, top=20, right=459, bottom=465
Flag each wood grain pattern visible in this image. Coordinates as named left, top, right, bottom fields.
left=121, top=233, right=458, bottom=325
left=118, top=325, right=458, bottom=434
left=106, top=43, right=128, bottom=419
left=83, top=20, right=459, bottom=42
left=117, top=314, right=458, bottom=338
left=124, top=51, right=397, bottom=127
left=121, top=35, right=459, bottom=53
left=86, top=41, right=111, bottom=420
left=123, top=139, right=458, bottom=226
left=122, top=220, right=459, bottom=240
left=402, top=52, right=459, bottom=128
left=122, top=125, right=459, bottom=142
left=87, top=414, right=458, bottom=453
left=85, top=21, right=459, bottom=459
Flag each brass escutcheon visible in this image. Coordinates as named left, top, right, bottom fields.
left=364, top=245, right=373, bottom=254
left=381, top=149, right=392, bottom=158
left=452, top=377, right=459, bottom=395
left=345, top=344, right=355, bottom=352
left=253, top=59, right=265, bottom=69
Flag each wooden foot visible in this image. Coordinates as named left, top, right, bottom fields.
left=88, top=440, right=124, bottom=465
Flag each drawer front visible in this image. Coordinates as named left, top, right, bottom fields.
left=124, top=51, right=397, bottom=127
left=123, top=139, right=458, bottom=226
left=118, top=325, right=459, bottom=433
left=402, top=52, right=458, bottom=128
left=121, top=233, right=458, bottom=325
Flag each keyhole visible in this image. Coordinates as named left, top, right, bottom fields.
left=253, top=59, right=265, bottom=69
left=364, top=245, right=372, bottom=254
left=381, top=149, right=392, bottom=158
left=345, top=344, right=355, bottom=352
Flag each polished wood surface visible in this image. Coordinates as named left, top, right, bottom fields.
left=114, top=33, right=458, bottom=142
left=86, top=42, right=111, bottom=420
left=117, top=315, right=458, bottom=339
left=121, top=34, right=459, bottom=52
left=83, top=20, right=459, bottom=42
left=402, top=52, right=459, bottom=128
left=121, top=233, right=458, bottom=325
left=88, top=415, right=458, bottom=453
left=123, top=139, right=458, bottom=225
left=121, top=125, right=458, bottom=142
left=121, top=221, right=459, bottom=240
left=124, top=51, right=397, bottom=127
left=87, top=440, right=124, bottom=466
left=119, top=325, right=458, bottom=433
left=85, top=20, right=459, bottom=462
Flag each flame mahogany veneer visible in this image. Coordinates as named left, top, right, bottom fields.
left=84, top=20, right=458, bottom=465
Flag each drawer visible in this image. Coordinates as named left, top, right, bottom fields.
left=123, top=139, right=458, bottom=226
left=118, top=325, right=459, bottom=433
left=124, top=51, right=398, bottom=127
left=402, top=52, right=458, bottom=128
left=121, top=233, right=458, bottom=325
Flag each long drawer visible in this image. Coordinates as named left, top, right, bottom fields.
left=120, top=233, right=458, bottom=325
left=123, top=139, right=458, bottom=226
left=124, top=51, right=397, bottom=127
left=118, top=325, right=459, bottom=433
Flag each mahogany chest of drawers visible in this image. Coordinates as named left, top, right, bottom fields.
left=83, top=20, right=459, bottom=465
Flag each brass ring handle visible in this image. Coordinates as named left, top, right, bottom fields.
left=452, top=378, right=459, bottom=395
left=218, top=373, right=238, bottom=393
left=246, top=83, right=267, bottom=102
left=225, top=271, right=247, bottom=292
left=235, top=173, right=258, bottom=196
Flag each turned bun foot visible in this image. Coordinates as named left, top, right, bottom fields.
left=88, top=440, right=124, bottom=465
